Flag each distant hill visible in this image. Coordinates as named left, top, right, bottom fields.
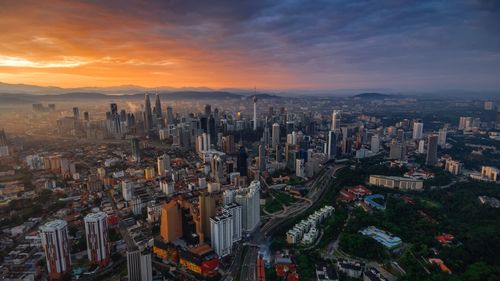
left=247, top=93, right=283, bottom=100
left=352, top=92, right=393, bottom=99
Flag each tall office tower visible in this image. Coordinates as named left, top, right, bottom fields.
left=223, top=203, right=242, bottom=242
left=126, top=250, right=152, bottom=281
left=389, top=139, right=406, bottom=160
left=122, top=180, right=134, bottom=201
left=258, top=144, right=266, bottom=172
left=253, top=96, right=258, bottom=130
left=370, top=134, right=380, bottom=153
left=418, top=139, right=425, bottom=154
left=326, top=130, right=337, bottom=159
left=208, top=115, right=216, bottom=144
left=211, top=154, right=224, bottom=183
left=204, top=104, right=212, bottom=116
left=166, top=106, right=174, bottom=125
left=0, top=129, right=6, bottom=146
left=84, top=212, right=110, bottom=266
left=272, top=123, right=280, bottom=147
left=268, top=106, right=274, bottom=118
left=234, top=181, right=260, bottom=232
left=160, top=201, right=183, bottom=242
left=426, top=135, right=438, bottom=166
left=412, top=120, right=424, bottom=139
left=438, top=128, right=447, bottom=147
left=120, top=109, right=127, bottom=122
left=131, top=138, right=141, bottom=162
left=110, top=103, right=118, bottom=116
left=459, top=116, right=473, bottom=130
left=221, top=135, right=236, bottom=154
left=144, top=94, right=153, bottom=135
left=262, top=126, right=270, bottom=146
left=83, top=112, right=90, bottom=121
left=331, top=110, right=340, bottom=130
left=237, top=146, right=248, bottom=176
left=72, top=107, right=80, bottom=120
left=210, top=212, right=233, bottom=257
left=295, top=158, right=305, bottom=178
left=154, top=93, right=162, bottom=118
left=397, top=128, right=405, bottom=142
left=40, top=220, right=71, bottom=280
left=199, top=192, right=216, bottom=241
left=484, top=101, right=494, bottom=111
left=341, top=127, right=352, bottom=155
left=157, top=153, right=171, bottom=177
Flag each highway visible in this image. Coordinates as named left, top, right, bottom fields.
left=233, top=163, right=345, bottom=281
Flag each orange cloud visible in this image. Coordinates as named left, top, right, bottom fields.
left=0, top=0, right=305, bottom=89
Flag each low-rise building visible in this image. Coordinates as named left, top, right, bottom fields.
left=359, top=226, right=402, bottom=249
left=368, top=175, right=423, bottom=191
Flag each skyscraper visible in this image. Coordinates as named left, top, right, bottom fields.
left=157, top=153, right=171, bottom=177
left=204, top=104, right=212, bottom=116
left=237, top=146, right=248, bottom=177
left=166, top=106, right=174, bottom=125
left=272, top=123, right=280, bottom=147
left=131, top=138, right=141, bottom=162
left=160, top=201, right=182, bottom=242
left=154, top=93, right=162, bottom=119
left=210, top=212, right=233, bottom=257
left=223, top=203, right=242, bottom=242
left=371, top=134, right=380, bottom=153
left=127, top=250, right=152, bottom=281
left=199, top=192, right=216, bottom=241
left=438, top=128, right=447, bottom=147
left=426, top=135, right=438, bottom=166
left=72, top=107, right=80, bottom=120
left=211, top=154, right=224, bottom=183
left=412, top=120, right=424, bottom=140
left=234, top=181, right=260, bottom=232
left=40, top=220, right=71, bottom=280
left=144, top=94, right=153, bottom=136
left=331, top=110, right=340, bottom=130
left=258, top=144, right=266, bottom=172
left=326, top=130, right=337, bottom=159
left=252, top=96, right=258, bottom=130
left=84, top=212, right=110, bottom=266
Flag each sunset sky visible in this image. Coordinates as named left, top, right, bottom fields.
left=0, top=0, right=499, bottom=91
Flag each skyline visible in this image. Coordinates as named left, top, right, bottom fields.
left=1, top=1, right=500, bottom=91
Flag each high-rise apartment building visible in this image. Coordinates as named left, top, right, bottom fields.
left=412, top=120, right=424, bottom=140
left=157, top=153, right=171, bottom=177
left=234, top=180, right=260, bottom=232
left=127, top=249, right=152, bottom=281
left=84, top=212, right=110, bottom=266
left=210, top=212, right=233, bottom=257
left=223, top=203, right=242, bottom=242
left=426, top=135, right=438, bottom=166
left=40, top=220, right=71, bottom=280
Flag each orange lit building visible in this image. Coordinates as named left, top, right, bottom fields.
left=161, top=201, right=183, bottom=242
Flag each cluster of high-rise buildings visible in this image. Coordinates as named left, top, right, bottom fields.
left=39, top=211, right=110, bottom=280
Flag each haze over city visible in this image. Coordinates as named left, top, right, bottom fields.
left=1, top=1, right=500, bottom=281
